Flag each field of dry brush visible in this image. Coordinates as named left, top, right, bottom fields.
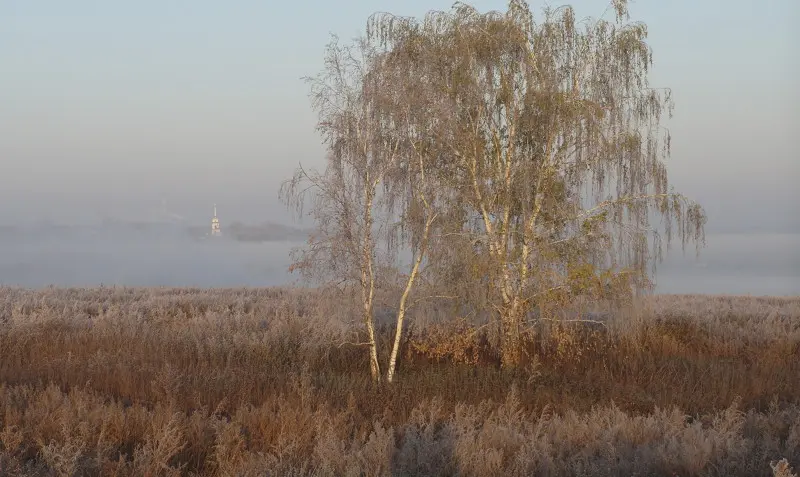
left=0, top=287, right=798, bottom=476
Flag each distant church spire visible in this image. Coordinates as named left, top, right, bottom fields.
left=211, top=204, right=221, bottom=237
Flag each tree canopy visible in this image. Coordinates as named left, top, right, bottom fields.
left=282, top=0, right=706, bottom=376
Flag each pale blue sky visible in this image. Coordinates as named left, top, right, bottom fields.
left=1, top=0, right=798, bottom=230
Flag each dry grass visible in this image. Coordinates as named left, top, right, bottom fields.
left=0, top=287, right=798, bottom=476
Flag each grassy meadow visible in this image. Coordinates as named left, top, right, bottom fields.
left=0, top=287, right=798, bottom=476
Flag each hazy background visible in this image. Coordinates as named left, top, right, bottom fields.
left=1, top=0, right=798, bottom=294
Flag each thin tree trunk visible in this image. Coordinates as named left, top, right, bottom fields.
left=360, top=262, right=380, bottom=381
left=500, top=297, right=523, bottom=368
left=386, top=215, right=433, bottom=383
left=364, top=298, right=380, bottom=381
left=360, top=189, right=381, bottom=383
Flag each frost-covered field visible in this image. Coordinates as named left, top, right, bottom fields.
left=1, top=288, right=798, bottom=476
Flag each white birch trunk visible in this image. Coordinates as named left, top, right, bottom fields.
left=386, top=215, right=433, bottom=383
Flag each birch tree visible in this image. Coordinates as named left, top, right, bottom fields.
left=367, top=0, right=707, bottom=367
left=281, top=35, right=442, bottom=384
left=378, top=56, right=450, bottom=383
left=280, top=36, right=401, bottom=382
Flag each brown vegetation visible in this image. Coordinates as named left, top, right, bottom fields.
left=1, top=287, right=798, bottom=475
